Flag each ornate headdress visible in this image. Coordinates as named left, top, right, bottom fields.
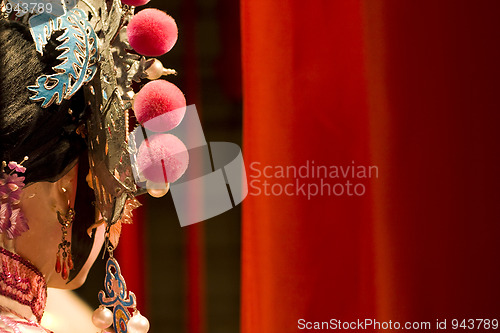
left=0, top=0, right=189, bottom=331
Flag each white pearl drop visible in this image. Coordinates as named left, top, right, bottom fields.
left=146, top=181, right=170, bottom=198
left=145, top=59, right=165, bottom=80
left=92, top=306, right=114, bottom=329
left=127, top=312, right=150, bottom=333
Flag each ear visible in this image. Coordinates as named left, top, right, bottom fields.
left=53, top=164, right=79, bottom=211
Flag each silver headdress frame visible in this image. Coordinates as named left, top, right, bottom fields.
left=80, top=0, right=145, bottom=226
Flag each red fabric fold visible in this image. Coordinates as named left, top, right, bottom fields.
left=241, top=1, right=500, bottom=331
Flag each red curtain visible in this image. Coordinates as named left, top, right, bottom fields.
left=241, top=1, right=500, bottom=332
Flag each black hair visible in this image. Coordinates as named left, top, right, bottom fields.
left=0, top=20, right=88, bottom=184
left=0, top=20, right=97, bottom=280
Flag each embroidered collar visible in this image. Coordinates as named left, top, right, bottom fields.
left=0, top=248, right=47, bottom=323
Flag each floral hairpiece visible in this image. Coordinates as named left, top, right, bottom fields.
left=0, top=156, right=29, bottom=239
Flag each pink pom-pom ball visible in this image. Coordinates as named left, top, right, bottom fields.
left=121, top=0, right=150, bottom=6
left=137, top=134, right=189, bottom=183
left=133, top=80, right=186, bottom=132
left=127, top=8, right=178, bottom=57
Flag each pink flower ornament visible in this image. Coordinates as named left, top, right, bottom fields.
left=0, top=157, right=29, bottom=239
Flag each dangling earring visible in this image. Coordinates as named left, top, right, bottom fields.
left=92, top=224, right=150, bottom=333
left=56, top=204, right=75, bottom=280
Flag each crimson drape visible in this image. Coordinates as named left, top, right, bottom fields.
left=241, top=1, right=500, bottom=332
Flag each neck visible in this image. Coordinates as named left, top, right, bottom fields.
left=0, top=247, right=47, bottom=323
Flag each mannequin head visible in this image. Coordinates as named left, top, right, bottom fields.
left=0, top=19, right=102, bottom=287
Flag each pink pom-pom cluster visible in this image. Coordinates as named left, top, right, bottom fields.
left=126, top=3, right=188, bottom=185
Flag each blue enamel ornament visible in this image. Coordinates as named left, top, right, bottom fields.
left=28, top=6, right=98, bottom=108
left=98, top=257, right=137, bottom=333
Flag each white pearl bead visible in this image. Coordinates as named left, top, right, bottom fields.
left=127, top=312, right=150, bottom=333
left=92, top=306, right=114, bottom=329
left=145, top=59, right=165, bottom=80
left=146, top=181, right=170, bottom=198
